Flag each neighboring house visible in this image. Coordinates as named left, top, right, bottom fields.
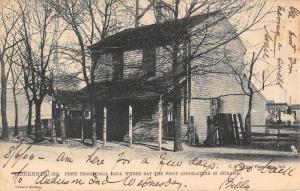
left=0, top=88, right=52, bottom=136
left=266, top=101, right=289, bottom=123
left=291, top=104, right=300, bottom=122
left=0, top=88, right=28, bottom=128
left=55, top=12, right=266, bottom=144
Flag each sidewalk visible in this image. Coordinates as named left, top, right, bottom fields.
left=1, top=137, right=299, bottom=162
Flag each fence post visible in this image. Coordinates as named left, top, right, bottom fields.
left=129, top=105, right=133, bottom=148
left=233, top=114, right=240, bottom=145
left=103, top=106, right=107, bottom=146
left=277, top=125, right=280, bottom=150
left=158, top=96, right=163, bottom=151
left=238, top=113, right=245, bottom=143
left=227, top=113, right=235, bottom=144
left=188, top=116, right=195, bottom=145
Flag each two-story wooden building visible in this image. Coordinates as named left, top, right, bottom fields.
left=54, top=12, right=266, bottom=145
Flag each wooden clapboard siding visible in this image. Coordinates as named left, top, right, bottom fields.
left=95, top=47, right=173, bottom=82
left=188, top=19, right=248, bottom=143
left=94, top=53, right=113, bottom=82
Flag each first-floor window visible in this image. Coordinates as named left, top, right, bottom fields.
left=183, top=80, right=188, bottom=124
left=167, top=102, right=173, bottom=122
left=210, top=98, right=222, bottom=116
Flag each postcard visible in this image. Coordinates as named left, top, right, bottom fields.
left=0, top=0, right=299, bottom=190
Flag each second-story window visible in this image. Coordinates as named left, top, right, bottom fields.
left=112, top=51, right=123, bottom=80
left=142, top=48, right=156, bottom=78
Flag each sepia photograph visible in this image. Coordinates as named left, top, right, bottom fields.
left=0, top=0, right=299, bottom=190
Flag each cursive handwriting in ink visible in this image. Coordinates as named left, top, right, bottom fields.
left=156, top=152, right=182, bottom=173
left=111, top=152, right=131, bottom=171
left=272, top=6, right=285, bottom=58
left=35, top=170, right=84, bottom=185
left=263, top=25, right=273, bottom=60
left=288, top=30, right=297, bottom=53
left=288, top=7, right=300, bottom=18
left=10, top=163, right=29, bottom=184
left=288, top=57, right=297, bottom=74
left=219, top=172, right=250, bottom=191
left=56, top=152, right=74, bottom=163
left=257, top=159, right=295, bottom=176
left=89, top=173, right=185, bottom=190
left=3, top=140, right=37, bottom=169
left=35, top=170, right=70, bottom=185
left=276, top=58, right=284, bottom=88
left=189, top=156, right=216, bottom=177
left=136, top=176, right=184, bottom=190
left=219, top=162, right=252, bottom=191
left=86, top=148, right=105, bottom=165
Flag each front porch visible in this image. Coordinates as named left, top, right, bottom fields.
left=54, top=96, right=165, bottom=149
left=52, top=77, right=194, bottom=150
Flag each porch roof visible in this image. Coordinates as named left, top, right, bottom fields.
left=55, top=76, right=173, bottom=105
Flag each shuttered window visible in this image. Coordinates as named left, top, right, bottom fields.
left=142, top=48, right=156, bottom=78
left=112, top=51, right=123, bottom=80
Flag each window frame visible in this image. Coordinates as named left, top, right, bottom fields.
left=142, top=47, right=156, bottom=78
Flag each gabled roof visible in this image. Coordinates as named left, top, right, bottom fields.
left=90, top=11, right=219, bottom=51
left=291, top=104, right=300, bottom=110
left=266, top=102, right=288, bottom=106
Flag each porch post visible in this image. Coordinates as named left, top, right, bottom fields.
left=129, top=105, right=133, bottom=147
left=61, top=105, right=66, bottom=144
left=81, top=103, right=85, bottom=144
left=158, top=96, right=163, bottom=151
left=103, top=106, right=107, bottom=145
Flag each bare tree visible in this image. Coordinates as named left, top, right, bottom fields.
left=0, top=4, right=21, bottom=139
left=51, top=0, right=123, bottom=146
left=148, top=0, right=271, bottom=151
left=118, top=0, right=154, bottom=27
left=9, top=64, right=22, bottom=136
left=225, top=46, right=276, bottom=144
left=16, top=0, right=59, bottom=142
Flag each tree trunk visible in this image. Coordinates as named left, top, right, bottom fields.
left=51, top=101, right=57, bottom=143
left=61, top=108, right=66, bottom=144
left=90, top=103, right=97, bottom=147
left=13, top=85, right=18, bottom=136
left=27, top=100, right=33, bottom=135
left=1, top=69, right=8, bottom=139
left=244, top=94, right=253, bottom=145
left=35, top=101, right=43, bottom=142
left=173, top=91, right=183, bottom=151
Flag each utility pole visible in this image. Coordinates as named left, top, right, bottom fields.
left=51, top=0, right=59, bottom=143
left=284, top=90, right=287, bottom=103
left=135, top=0, right=139, bottom=27
left=154, top=0, right=163, bottom=23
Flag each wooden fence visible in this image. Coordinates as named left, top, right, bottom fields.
left=205, top=113, right=299, bottom=149
left=205, top=113, right=245, bottom=146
